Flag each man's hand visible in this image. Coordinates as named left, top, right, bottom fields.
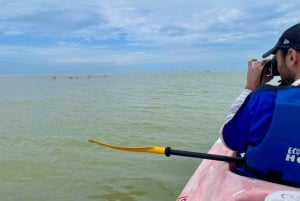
left=245, top=59, right=271, bottom=90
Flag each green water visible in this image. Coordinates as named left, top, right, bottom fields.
left=0, top=72, right=246, bottom=201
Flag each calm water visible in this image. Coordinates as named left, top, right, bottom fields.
left=0, top=72, right=246, bottom=201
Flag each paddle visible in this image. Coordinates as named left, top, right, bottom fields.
left=88, top=139, right=244, bottom=163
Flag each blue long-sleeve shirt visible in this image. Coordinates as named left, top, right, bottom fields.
left=222, top=87, right=277, bottom=152
left=222, top=79, right=300, bottom=152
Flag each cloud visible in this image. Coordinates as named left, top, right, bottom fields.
left=0, top=0, right=300, bottom=73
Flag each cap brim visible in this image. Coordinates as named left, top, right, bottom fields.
left=262, top=46, right=278, bottom=58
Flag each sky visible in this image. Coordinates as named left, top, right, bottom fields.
left=1, top=0, right=300, bottom=74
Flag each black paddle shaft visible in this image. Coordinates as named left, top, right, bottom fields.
left=164, top=147, right=244, bottom=164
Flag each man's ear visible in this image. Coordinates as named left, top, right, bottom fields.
left=294, top=49, right=300, bottom=67
left=286, top=48, right=299, bottom=68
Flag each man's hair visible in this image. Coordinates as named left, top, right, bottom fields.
left=280, top=48, right=300, bottom=57
left=280, top=48, right=289, bottom=57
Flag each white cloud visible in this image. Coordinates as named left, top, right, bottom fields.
left=0, top=0, right=300, bottom=73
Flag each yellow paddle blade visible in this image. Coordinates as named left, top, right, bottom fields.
left=88, top=139, right=166, bottom=155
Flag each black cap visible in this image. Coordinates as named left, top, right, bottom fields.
left=262, top=23, right=300, bottom=58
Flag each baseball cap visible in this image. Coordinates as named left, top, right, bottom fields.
left=262, top=23, right=300, bottom=58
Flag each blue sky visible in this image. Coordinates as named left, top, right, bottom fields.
left=1, top=1, right=300, bottom=74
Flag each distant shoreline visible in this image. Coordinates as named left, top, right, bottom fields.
left=0, top=70, right=247, bottom=77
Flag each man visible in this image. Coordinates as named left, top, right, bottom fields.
left=221, top=23, right=300, bottom=187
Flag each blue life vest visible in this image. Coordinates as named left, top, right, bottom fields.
left=245, top=86, right=300, bottom=187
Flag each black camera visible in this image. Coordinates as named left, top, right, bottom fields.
left=262, top=57, right=279, bottom=77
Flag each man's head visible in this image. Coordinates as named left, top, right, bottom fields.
left=263, top=23, right=300, bottom=84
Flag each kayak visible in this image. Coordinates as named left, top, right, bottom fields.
left=176, top=138, right=300, bottom=201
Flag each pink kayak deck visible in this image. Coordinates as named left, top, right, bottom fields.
left=176, top=139, right=300, bottom=201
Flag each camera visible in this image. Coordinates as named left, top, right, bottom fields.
left=262, top=57, right=279, bottom=77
